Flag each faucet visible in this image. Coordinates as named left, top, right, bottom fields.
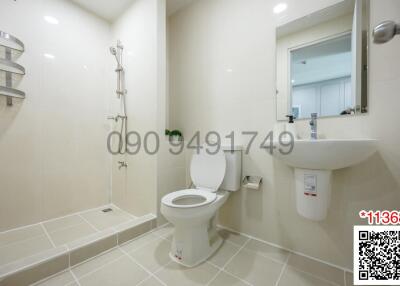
left=309, top=113, right=318, bottom=140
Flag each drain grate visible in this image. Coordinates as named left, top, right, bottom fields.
left=102, top=208, right=113, bottom=213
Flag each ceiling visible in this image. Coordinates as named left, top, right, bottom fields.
left=71, top=0, right=195, bottom=22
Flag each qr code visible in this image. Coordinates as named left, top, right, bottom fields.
left=354, top=226, right=400, bottom=285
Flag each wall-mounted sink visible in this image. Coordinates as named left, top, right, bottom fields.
left=271, top=139, right=378, bottom=221
left=272, top=139, right=378, bottom=170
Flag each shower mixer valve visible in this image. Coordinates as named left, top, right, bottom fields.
left=107, top=114, right=127, bottom=122
left=118, top=161, right=128, bottom=169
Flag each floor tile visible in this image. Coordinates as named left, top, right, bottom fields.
left=47, top=223, right=97, bottom=246
left=0, top=235, right=54, bottom=266
left=209, top=271, right=250, bottom=286
left=34, top=270, right=76, bottom=286
left=120, top=232, right=159, bottom=253
left=218, top=229, right=248, bottom=246
left=128, top=238, right=171, bottom=273
left=156, top=261, right=219, bottom=286
left=72, top=248, right=124, bottom=278
left=80, top=208, right=132, bottom=231
left=345, top=272, right=353, bottom=286
left=78, top=255, right=149, bottom=286
left=278, top=266, right=338, bottom=286
left=138, top=276, right=165, bottom=286
left=244, top=239, right=289, bottom=263
left=152, top=225, right=174, bottom=240
left=43, top=215, right=85, bottom=233
left=208, top=240, right=241, bottom=268
left=225, top=248, right=284, bottom=286
left=0, top=225, right=45, bottom=247
left=287, top=254, right=344, bottom=286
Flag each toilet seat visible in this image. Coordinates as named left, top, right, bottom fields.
left=162, top=189, right=217, bottom=209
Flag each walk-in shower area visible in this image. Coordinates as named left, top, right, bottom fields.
left=0, top=0, right=170, bottom=284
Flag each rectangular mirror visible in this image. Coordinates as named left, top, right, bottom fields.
left=276, top=0, right=370, bottom=121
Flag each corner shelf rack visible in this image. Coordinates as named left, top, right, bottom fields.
left=0, top=30, right=25, bottom=106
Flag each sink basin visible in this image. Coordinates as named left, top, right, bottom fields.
left=271, top=138, right=378, bottom=221
left=273, top=139, right=378, bottom=170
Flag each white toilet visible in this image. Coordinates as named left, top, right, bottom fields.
left=161, top=146, right=242, bottom=267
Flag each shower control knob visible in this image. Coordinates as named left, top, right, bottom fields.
left=118, top=161, right=128, bottom=169
left=107, top=115, right=118, bottom=122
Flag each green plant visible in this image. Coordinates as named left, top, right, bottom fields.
left=170, top=130, right=182, bottom=137
left=165, top=129, right=182, bottom=137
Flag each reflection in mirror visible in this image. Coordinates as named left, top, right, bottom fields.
left=276, top=0, right=369, bottom=121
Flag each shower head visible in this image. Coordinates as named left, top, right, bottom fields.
left=110, top=47, right=117, bottom=55
left=373, top=21, right=400, bottom=44
left=110, top=46, right=121, bottom=66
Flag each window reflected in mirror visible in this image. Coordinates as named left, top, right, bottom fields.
left=275, top=0, right=369, bottom=121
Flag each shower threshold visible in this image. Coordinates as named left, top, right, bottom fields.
left=0, top=204, right=157, bottom=285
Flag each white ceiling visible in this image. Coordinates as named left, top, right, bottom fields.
left=71, top=0, right=195, bottom=22
left=71, top=0, right=135, bottom=22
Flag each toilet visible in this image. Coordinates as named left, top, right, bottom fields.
left=161, top=146, right=242, bottom=267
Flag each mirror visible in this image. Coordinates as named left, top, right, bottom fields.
left=276, top=0, right=370, bottom=121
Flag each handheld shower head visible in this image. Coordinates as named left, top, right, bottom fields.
left=373, top=21, right=400, bottom=44
left=110, top=47, right=117, bottom=55
left=110, top=46, right=121, bottom=66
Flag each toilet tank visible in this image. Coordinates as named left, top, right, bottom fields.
left=220, top=145, right=242, bottom=191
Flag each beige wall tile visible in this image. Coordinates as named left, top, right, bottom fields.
left=0, top=0, right=111, bottom=231
left=168, top=0, right=400, bottom=270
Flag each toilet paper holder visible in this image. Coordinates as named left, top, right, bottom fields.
left=242, top=176, right=263, bottom=190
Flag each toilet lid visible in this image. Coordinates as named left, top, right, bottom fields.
left=190, top=148, right=226, bottom=192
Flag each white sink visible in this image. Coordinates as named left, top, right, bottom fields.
left=272, top=139, right=378, bottom=170
left=271, top=138, right=378, bottom=221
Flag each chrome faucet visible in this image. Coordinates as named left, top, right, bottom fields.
left=309, top=113, right=318, bottom=140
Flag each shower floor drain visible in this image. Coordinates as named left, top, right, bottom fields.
left=102, top=208, right=113, bottom=213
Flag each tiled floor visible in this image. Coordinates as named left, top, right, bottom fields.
left=34, top=225, right=354, bottom=286
left=0, top=205, right=138, bottom=268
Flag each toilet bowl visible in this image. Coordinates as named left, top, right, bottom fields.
left=161, top=147, right=241, bottom=267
